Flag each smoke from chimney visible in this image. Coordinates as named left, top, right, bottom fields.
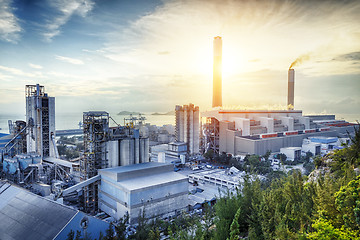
left=289, top=54, right=310, bottom=69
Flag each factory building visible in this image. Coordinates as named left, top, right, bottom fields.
left=81, top=111, right=150, bottom=212
left=202, top=36, right=357, bottom=156
left=280, top=147, right=301, bottom=161
left=301, top=142, right=321, bottom=156
left=98, top=162, right=188, bottom=224
left=0, top=181, right=109, bottom=240
left=175, top=103, right=200, bottom=154
left=26, top=84, right=56, bottom=158
left=202, top=110, right=357, bottom=156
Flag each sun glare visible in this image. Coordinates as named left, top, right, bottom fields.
left=195, top=40, right=246, bottom=78
left=222, top=47, right=245, bottom=77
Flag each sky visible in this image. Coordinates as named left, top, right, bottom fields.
left=0, top=0, right=359, bottom=118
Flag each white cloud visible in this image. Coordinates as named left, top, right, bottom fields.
left=102, top=0, right=360, bottom=77
left=55, top=55, right=84, bottom=65
left=28, top=63, right=43, bottom=69
left=0, top=0, right=22, bottom=43
left=44, top=0, right=94, bottom=41
left=0, top=65, right=45, bottom=78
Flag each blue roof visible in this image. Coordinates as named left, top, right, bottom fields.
left=0, top=181, right=110, bottom=240
left=309, top=137, right=338, bottom=144
left=0, top=133, right=10, bottom=138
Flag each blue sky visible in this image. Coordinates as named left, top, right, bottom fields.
left=0, top=0, right=359, bottom=119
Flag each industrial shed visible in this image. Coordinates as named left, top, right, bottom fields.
left=0, top=181, right=109, bottom=240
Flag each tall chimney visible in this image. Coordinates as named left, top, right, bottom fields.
left=288, top=68, right=295, bottom=110
left=212, top=36, right=222, bottom=108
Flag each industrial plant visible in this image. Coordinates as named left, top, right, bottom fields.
left=201, top=37, right=356, bottom=156
left=0, top=36, right=358, bottom=239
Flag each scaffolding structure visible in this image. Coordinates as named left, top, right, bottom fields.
left=203, top=117, right=220, bottom=154
left=123, top=114, right=146, bottom=127
left=13, top=121, right=27, bottom=155
left=3, top=120, right=27, bottom=157
left=81, top=111, right=109, bottom=212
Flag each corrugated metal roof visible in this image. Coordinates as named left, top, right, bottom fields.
left=0, top=181, right=77, bottom=240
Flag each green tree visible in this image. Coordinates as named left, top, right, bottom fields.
left=204, top=149, right=214, bottom=161
left=313, top=175, right=344, bottom=228
left=228, top=208, right=240, bottom=240
left=66, top=230, right=75, bottom=240
left=214, top=190, right=241, bottom=240
left=114, top=213, right=129, bottom=240
left=263, top=150, right=272, bottom=161
left=75, top=231, right=82, bottom=240
left=308, top=218, right=360, bottom=240
left=104, top=223, right=115, bottom=240
left=148, top=229, right=160, bottom=240
left=335, top=176, right=360, bottom=230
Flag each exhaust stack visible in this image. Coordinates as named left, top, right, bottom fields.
left=288, top=68, right=295, bottom=110
left=212, top=36, right=222, bottom=108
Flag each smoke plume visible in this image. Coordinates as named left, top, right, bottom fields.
left=289, top=54, right=310, bottom=69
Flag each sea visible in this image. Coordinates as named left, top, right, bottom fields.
left=0, top=112, right=175, bottom=134
left=0, top=112, right=359, bottom=134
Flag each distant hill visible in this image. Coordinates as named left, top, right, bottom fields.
left=117, top=111, right=143, bottom=115
left=151, top=111, right=175, bottom=116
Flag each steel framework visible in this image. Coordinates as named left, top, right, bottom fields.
left=81, top=111, right=109, bottom=212
left=203, top=117, right=220, bottom=154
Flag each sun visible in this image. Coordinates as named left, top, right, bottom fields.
left=194, top=40, right=246, bottom=78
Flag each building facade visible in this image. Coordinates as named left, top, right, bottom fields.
left=98, top=162, right=188, bottom=224
left=202, top=110, right=357, bottom=155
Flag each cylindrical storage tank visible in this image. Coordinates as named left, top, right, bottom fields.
left=158, top=152, right=166, bottom=163
left=180, top=154, right=186, bottom=164
left=107, top=140, right=120, bottom=167
left=193, top=106, right=200, bottom=154
left=144, top=138, right=149, bottom=162
left=139, top=138, right=145, bottom=163
left=134, top=138, right=140, bottom=164
left=189, top=105, right=194, bottom=154
left=120, top=139, right=130, bottom=166
left=128, top=139, right=135, bottom=165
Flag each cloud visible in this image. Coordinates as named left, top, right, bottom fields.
left=44, top=0, right=94, bottom=41
left=101, top=0, right=360, bottom=78
left=0, top=0, right=22, bottom=43
left=55, top=55, right=84, bottom=65
left=158, top=51, right=170, bottom=55
left=28, top=63, right=43, bottom=69
left=333, top=51, right=360, bottom=61
left=0, top=65, right=45, bottom=79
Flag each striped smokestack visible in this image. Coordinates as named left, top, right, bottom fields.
left=212, top=36, right=222, bottom=108
left=288, top=68, right=295, bottom=110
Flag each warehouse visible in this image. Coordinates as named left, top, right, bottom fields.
left=98, top=162, right=188, bottom=224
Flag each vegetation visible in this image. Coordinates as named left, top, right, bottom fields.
left=57, top=136, right=83, bottom=160
left=68, top=126, right=360, bottom=239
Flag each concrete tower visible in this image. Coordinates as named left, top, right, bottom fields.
left=213, top=36, right=222, bottom=108
left=175, top=103, right=200, bottom=154
left=26, top=84, right=56, bottom=158
left=288, top=69, right=295, bottom=110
